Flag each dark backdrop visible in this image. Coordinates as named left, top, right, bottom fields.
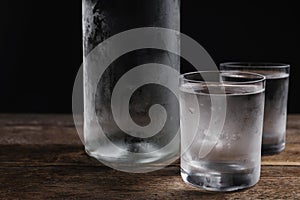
left=0, top=1, right=299, bottom=113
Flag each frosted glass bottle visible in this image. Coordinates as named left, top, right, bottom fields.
left=82, top=0, right=180, bottom=172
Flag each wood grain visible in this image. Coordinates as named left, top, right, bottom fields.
left=0, top=114, right=299, bottom=199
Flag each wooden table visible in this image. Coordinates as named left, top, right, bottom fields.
left=0, top=114, right=299, bottom=199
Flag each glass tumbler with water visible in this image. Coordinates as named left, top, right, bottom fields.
left=180, top=71, right=266, bottom=191
left=220, top=63, right=290, bottom=154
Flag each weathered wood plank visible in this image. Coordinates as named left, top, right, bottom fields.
left=0, top=114, right=74, bottom=126
left=0, top=114, right=81, bottom=145
left=0, top=165, right=299, bottom=199
left=1, top=114, right=299, bottom=145
left=0, top=143, right=300, bottom=168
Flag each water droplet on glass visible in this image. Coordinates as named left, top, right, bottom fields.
left=189, top=108, right=195, bottom=114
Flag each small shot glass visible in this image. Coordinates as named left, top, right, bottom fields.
left=220, top=62, right=290, bottom=155
left=179, top=71, right=265, bottom=191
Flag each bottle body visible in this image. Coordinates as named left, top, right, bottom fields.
left=82, top=0, right=180, bottom=172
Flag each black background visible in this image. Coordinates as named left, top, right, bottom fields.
left=0, top=1, right=299, bottom=113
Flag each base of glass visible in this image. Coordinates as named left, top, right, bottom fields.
left=181, top=168, right=259, bottom=192
left=262, top=142, right=285, bottom=155
left=86, top=148, right=179, bottom=173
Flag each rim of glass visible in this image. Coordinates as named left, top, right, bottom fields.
left=220, top=62, right=290, bottom=69
left=180, top=71, right=266, bottom=85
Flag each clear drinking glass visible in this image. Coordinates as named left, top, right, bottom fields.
left=180, top=71, right=265, bottom=191
left=220, top=63, right=290, bottom=154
